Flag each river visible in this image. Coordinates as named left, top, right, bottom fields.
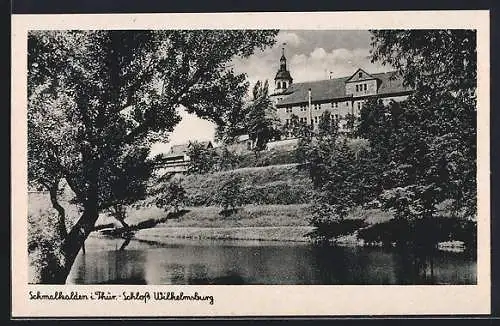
left=66, top=235, right=476, bottom=285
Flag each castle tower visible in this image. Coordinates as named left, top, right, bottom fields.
left=273, top=47, right=293, bottom=95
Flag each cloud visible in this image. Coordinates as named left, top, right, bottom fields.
left=276, top=32, right=303, bottom=47
left=289, top=47, right=388, bottom=82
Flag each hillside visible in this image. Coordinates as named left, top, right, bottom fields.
left=179, top=164, right=314, bottom=206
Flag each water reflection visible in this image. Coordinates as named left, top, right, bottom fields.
left=66, top=236, right=476, bottom=285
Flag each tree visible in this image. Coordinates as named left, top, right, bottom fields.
left=216, top=146, right=240, bottom=172
left=367, top=29, right=477, bottom=221
left=214, top=80, right=281, bottom=145
left=297, top=112, right=368, bottom=241
left=215, top=174, right=244, bottom=214
left=28, top=30, right=278, bottom=283
left=186, top=142, right=217, bottom=174
left=352, top=30, right=478, bottom=248
left=155, top=178, right=187, bottom=214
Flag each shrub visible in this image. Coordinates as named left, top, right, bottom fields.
left=155, top=179, right=187, bottom=213
left=215, top=173, right=244, bottom=214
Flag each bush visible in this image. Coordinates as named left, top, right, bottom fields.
left=215, top=173, right=244, bottom=214
left=28, top=212, right=66, bottom=283
left=357, top=216, right=477, bottom=248
left=307, top=202, right=367, bottom=242
left=154, top=179, right=187, bottom=213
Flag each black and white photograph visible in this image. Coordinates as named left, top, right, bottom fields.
left=12, top=11, right=490, bottom=317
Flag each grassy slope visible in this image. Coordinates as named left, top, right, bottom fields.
left=179, top=164, right=314, bottom=206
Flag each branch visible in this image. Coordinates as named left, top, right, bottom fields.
left=116, top=59, right=157, bottom=113
left=123, top=64, right=209, bottom=143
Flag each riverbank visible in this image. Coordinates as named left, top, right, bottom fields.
left=133, top=226, right=314, bottom=243
left=94, top=204, right=394, bottom=243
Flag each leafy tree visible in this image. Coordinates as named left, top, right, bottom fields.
left=155, top=179, right=187, bottom=213
left=186, top=142, right=217, bottom=174
left=244, top=80, right=282, bottom=155
left=290, top=114, right=314, bottom=165
left=297, top=112, right=368, bottom=241
left=28, top=29, right=278, bottom=283
left=216, top=146, right=241, bottom=172
left=348, top=30, right=477, bottom=248
left=367, top=29, right=477, bottom=221
left=216, top=174, right=244, bottom=214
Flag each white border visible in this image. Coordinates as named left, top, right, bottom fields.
left=11, top=11, right=491, bottom=317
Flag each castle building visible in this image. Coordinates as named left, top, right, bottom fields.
left=270, top=48, right=413, bottom=134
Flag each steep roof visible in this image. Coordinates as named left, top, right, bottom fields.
left=276, top=71, right=412, bottom=106
left=345, top=68, right=376, bottom=83
left=275, top=70, right=292, bottom=80
left=191, top=140, right=213, bottom=148
left=169, top=140, right=213, bottom=155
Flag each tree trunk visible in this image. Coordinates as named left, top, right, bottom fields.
left=59, top=205, right=100, bottom=282
left=119, top=219, right=129, bottom=229
left=31, top=207, right=98, bottom=284
left=49, top=183, right=67, bottom=240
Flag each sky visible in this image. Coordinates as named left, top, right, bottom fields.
left=150, top=30, right=390, bottom=155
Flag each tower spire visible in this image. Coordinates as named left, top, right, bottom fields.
left=273, top=42, right=293, bottom=95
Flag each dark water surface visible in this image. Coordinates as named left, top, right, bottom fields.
left=66, top=235, right=476, bottom=285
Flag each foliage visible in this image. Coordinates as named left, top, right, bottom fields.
left=368, top=29, right=477, bottom=220
left=155, top=178, right=187, bottom=213
left=215, top=146, right=241, bottom=171
left=28, top=212, right=66, bottom=283
left=214, top=173, right=244, bottom=213
left=293, top=112, right=372, bottom=241
left=244, top=80, right=282, bottom=153
left=28, top=29, right=278, bottom=282
left=216, top=79, right=282, bottom=146
left=186, top=142, right=217, bottom=174
left=358, top=217, right=477, bottom=249
left=298, top=30, right=477, bottom=244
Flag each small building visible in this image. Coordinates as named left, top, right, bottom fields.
left=155, top=140, right=214, bottom=172
left=226, top=134, right=253, bottom=154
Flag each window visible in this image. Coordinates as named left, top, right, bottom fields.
left=283, top=82, right=287, bottom=89
left=364, top=84, right=367, bottom=91
left=314, top=116, right=319, bottom=123
left=334, top=114, right=339, bottom=120
left=277, top=81, right=281, bottom=89
left=285, top=119, right=290, bottom=125
left=357, top=102, right=361, bottom=110
left=286, top=107, right=292, bottom=113
left=358, top=72, right=362, bottom=78
left=356, top=85, right=359, bottom=92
